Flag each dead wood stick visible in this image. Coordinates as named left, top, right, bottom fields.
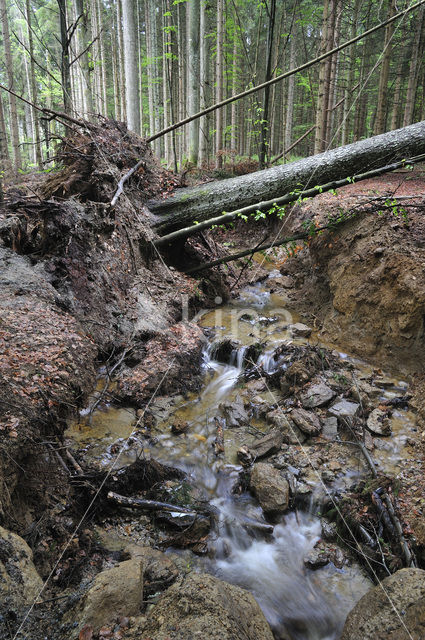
left=381, top=490, right=416, bottom=567
left=107, top=491, right=197, bottom=515
left=65, top=449, right=83, bottom=475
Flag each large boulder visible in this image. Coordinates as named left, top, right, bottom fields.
left=140, top=572, right=274, bottom=640
left=250, top=462, right=289, bottom=515
left=64, top=559, right=143, bottom=634
left=300, top=381, right=336, bottom=408
left=340, top=568, right=425, bottom=640
left=0, top=526, right=43, bottom=614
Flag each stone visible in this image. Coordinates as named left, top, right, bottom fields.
left=219, top=395, right=249, bottom=427
left=266, top=409, right=306, bottom=444
left=322, top=416, right=338, bottom=440
left=290, top=322, right=313, bottom=337
left=366, top=408, right=391, bottom=436
left=285, top=361, right=312, bottom=385
left=250, top=462, right=290, bottom=514
left=350, top=380, right=381, bottom=407
left=290, top=408, right=321, bottom=436
left=300, top=382, right=336, bottom=408
left=304, top=545, right=330, bottom=569
left=340, top=568, right=425, bottom=640
left=0, top=526, right=43, bottom=614
left=321, top=520, right=338, bottom=540
left=247, top=429, right=284, bottom=459
left=124, top=545, right=179, bottom=596
left=65, top=559, right=143, bottom=633
left=140, top=572, right=274, bottom=640
left=328, top=399, right=359, bottom=418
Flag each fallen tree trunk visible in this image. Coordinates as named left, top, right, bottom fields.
left=148, top=121, right=425, bottom=236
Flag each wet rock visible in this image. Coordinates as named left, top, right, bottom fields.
left=0, top=526, right=43, bottom=614
left=328, top=399, right=359, bottom=419
left=124, top=545, right=179, bottom=595
left=366, top=408, right=391, bottom=436
left=246, top=429, right=284, bottom=460
left=219, top=395, right=249, bottom=427
left=266, top=409, right=306, bottom=444
left=300, top=381, right=336, bottom=408
left=210, top=338, right=241, bottom=364
left=321, top=520, right=338, bottom=540
left=350, top=380, right=381, bottom=408
left=140, top=572, right=274, bottom=639
left=171, top=419, right=189, bottom=434
left=290, top=322, right=313, bottom=337
left=237, top=445, right=253, bottom=466
left=304, top=544, right=330, bottom=569
left=321, top=470, right=334, bottom=483
left=65, top=559, right=143, bottom=633
left=322, top=416, right=338, bottom=440
left=340, top=568, right=425, bottom=640
left=250, top=462, right=290, bottom=515
left=290, top=408, right=321, bottom=436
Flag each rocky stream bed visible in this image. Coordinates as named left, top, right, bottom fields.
left=1, top=125, right=425, bottom=640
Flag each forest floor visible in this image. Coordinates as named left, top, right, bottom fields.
left=0, top=123, right=424, bottom=639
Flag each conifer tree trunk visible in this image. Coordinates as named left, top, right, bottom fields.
left=0, top=92, right=11, bottom=176
left=215, top=0, right=224, bottom=168
left=116, top=0, right=126, bottom=121
left=75, top=0, right=94, bottom=117
left=199, top=0, right=209, bottom=166
left=403, top=6, right=425, bottom=127
left=188, top=0, right=200, bottom=165
left=57, top=0, right=73, bottom=115
left=0, top=0, right=22, bottom=172
left=374, top=0, right=396, bottom=135
left=259, top=0, right=276, bottom=168
left=147, top=0, right=161, bottom=156
left=122, top=0, right=141, bottom=134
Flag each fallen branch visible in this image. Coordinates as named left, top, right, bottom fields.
left=154, top=153, right=425, bottom=249
left=107, top=491, right=198, bottom=515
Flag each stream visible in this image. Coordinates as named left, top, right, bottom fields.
left=66, top=268, right=416, bottom=640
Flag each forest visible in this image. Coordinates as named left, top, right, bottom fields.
left=1, top=0, right=425, bottom=176
left=1, top=2, right=425, bottom=640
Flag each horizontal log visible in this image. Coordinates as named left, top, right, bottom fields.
left=148, top=121, right=425, bottom=236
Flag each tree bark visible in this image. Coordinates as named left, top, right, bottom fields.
left=403, top=6, right=425, bottom=127
left=374, top=0, right=396, bottom=135
left=0, top=0, right=22, bottom=172
left=122, top=0, right=140, bottom=134
left=215, top=0, right=224, bottom=168
left=188, top=0, right=200, bottom=165
left=57, top=0, right=73, bottom=116
left=148, top=120, right=425, bottom=235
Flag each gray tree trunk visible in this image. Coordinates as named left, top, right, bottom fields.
left=0, top=0, right=22, bottom=172
left=148, top=120, right=425, bottom=235
left=187, top=0, right=200, bottom=165
left=122, top=0, right=140, bottom=134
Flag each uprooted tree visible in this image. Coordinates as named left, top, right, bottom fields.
left=145, top=120, right=425, bottom=240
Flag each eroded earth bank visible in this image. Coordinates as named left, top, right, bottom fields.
left=1, top=122, right=425, bottom=640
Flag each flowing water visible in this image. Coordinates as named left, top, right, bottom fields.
left=66, top=268, right=416, bottom=639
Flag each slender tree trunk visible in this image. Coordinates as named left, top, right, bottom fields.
left=0, top=0, right=22, bottom=172
left=215, top=0, right=224, bottom=168
left=24, top=0, right=43, bottom=168
left=403, top=6, right=425, bottom=126
left=314, top=0, right=330, bottom=153
left=374, top=0, right=396, bottom=135
left=324, top=3, right=341, bottom=148
left=199, top=0, right=209, bottom=166
left=122, top=0, right=141, bottom=134
left=284, top=31, right=296, bottom=152
left=116, top=0, right=126, bottom=121
left=230, top=28, right=238, bottom=166
left=259, top=0, right=276, bottom=168
left=0, top=92, right=11, bottom=177
left=74, top=0, right=94, bottom=117
left=188, top=0, right=200, bottom=164
left=390, top=60, right=404, bottom=130
left=57, top=0, right=73, bottom=115
left=112, top=7, right=121, bottom=119
left=147, top=0, right=161, bottom=156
